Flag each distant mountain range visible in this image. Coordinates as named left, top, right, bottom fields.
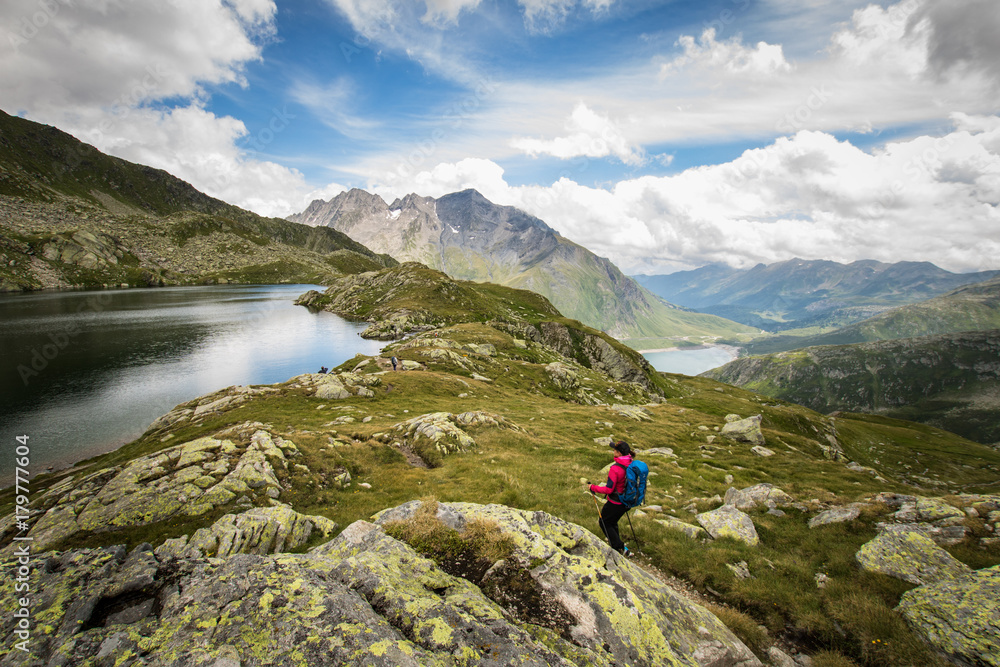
left=290, top=188, right=753, bottom=343
left=703, top=279, right=1000, bottom=445
left=0, top=110, right=394, bottom=291
left=634, top=259, right=1000, bottom=332
left=740, top=277, right=1000, bottom=356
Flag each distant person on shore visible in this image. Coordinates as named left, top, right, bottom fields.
left=391, top=355, right=398, bottom=371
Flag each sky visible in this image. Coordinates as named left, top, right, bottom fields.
left=1, top=0, right=999, bottom=275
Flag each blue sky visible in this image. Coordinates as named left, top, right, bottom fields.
left=1, top=0, right=998, bottom=274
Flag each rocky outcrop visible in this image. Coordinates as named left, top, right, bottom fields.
left=723, top=484, right=794, bottom=511
left=720, top=414, right=765, bottom=446
left=870, top=493, right=972, bottom=546
left=855, top=526, right=973, bottom=585
left=155, top=505, right=338, bottom=559
left=808, top=504, right=863, bottom=528
left=655, top=517, right=709, bottom=540
left=538, top=321, right=656, bottom=389
left=373, top=411, right=525, bottom=460
left=0, top=502, right=762, bottom=667
left=546, top=361, right=579, bottom=390
left=696, top=505, right=760, bottom=546
left=897, top=564, right=1000, bottom=667
left=5, top=423, right=299, bottom=553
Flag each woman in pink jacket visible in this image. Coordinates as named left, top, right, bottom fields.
left=589, top=440, right=634, bottom=557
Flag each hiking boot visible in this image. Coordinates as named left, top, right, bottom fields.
left=621, top=546, right=633, bottom=558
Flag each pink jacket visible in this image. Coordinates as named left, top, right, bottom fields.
left=590, top=454, right=632, bottom=504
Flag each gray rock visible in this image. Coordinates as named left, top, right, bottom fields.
left=809, top=504, right=863, bottom=528
left=897, top=564, right=999, bottom=667
left=724, top=483, right=794, bottom=511
left=856, top=526, right=973, bottom=585
left=0, top=502, right=763, bottom=667
left=720, top=414, right=765, bottom=445
left=697, top=505, right=760, bottom=546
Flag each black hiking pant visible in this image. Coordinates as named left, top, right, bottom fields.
left=599, top=500, right=629, bottom=552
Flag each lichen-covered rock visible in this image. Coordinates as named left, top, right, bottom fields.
left=809, top=504, right=863, bottom=528
left=720, top=414, right=764, bottom=445
left=155, top=506, right=338, bottom=559
left=750, top=445, right=774, bottom=457
left=723, top=483, right=794, bottom=511
left=9, top=425, right=297, bottom=554
left=387, top=410, right=524, bottom=457
left=855, top=526, right=973, bottom=585
left=696, top=505, right=760, bottom=546
left=371, top=501, right=762, bottom=667
left=546, top=361, right=580, bottom=390
left=897, top=564, right=1000, bottom=667
left=655, top=517, right=709, bottom=540
left=0, top=503, right=762, bottom=667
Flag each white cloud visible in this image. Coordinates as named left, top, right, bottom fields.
left=510, top=102, right=644, bottom=165
left=0, top=0, right=325, bottom=218
left=368, top=117, right=1000, bottom=274
left=664, top=28, right=792, bottom=77
left=518, top=0, right=616, bottom=33
left=421, top=0, right=483, bottom=26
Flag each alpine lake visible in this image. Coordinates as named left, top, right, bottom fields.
left=0, top=284, right=383, bottom=480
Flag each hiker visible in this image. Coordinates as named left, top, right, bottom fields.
left=318, top=366, right=328, bottom=374
left=589, top=440, right=634, bottom=557
left=391, top=355, right=398, bottom=371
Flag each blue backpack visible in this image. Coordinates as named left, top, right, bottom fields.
left=614, top=460, right=648, bottom=509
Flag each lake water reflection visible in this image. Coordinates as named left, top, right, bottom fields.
left=0, top=285, right=383, bottom=478
left=641, top=346, right=738, bottom=376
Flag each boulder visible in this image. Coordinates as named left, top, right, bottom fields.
left=655, top=517, right=709, bottom=540
left=0, top=503, right=763, bottom=667
left=809, top=504, right=863, bottom=529
left=855, top=526, right=973, bottom=585
left=696, top=505, right=760, bottom=546
left=723, top=483, right=794, bottom=511
left=155, top=506, right=338, bottom=559
left=720, top=415, right=764, bottom=445
left=13, top=425, right=292, bottom=553
left=546, top=362, right=579, bottom=390
left=750, top=446, right=775, bottom=457
left=897, top=564, right=1000, bottom=667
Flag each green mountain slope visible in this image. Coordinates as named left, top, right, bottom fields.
left=739, top=277, right=1000, bottom=356
left=703, top=329, right=1000, bottom=445
left=290, top=188, right=754, bottom=345
left=3, top=299, right=998, bottom=666
left=636, top=259, right=1000, bottom=331
left=0, top=109, right=395, bottom=291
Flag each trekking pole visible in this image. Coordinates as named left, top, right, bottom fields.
left=625, top=509, right=642, bottom=553
left=590, top=490, right=619, bottom=565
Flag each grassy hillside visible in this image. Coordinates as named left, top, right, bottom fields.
left=0, top=110, right=395, bottom=290
left=4, top=317, right=997, bottom=667
left=735, top=278, right=1000, bottom=356
left=703, top=329, right=1000, bottom=446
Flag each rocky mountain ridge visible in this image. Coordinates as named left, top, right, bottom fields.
left=289, top=188, right=753, bottom=344
left=0, top=110, right=395, bottom=291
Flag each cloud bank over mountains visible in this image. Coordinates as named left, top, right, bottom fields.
left=1, top=0, right=997, bottom=273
